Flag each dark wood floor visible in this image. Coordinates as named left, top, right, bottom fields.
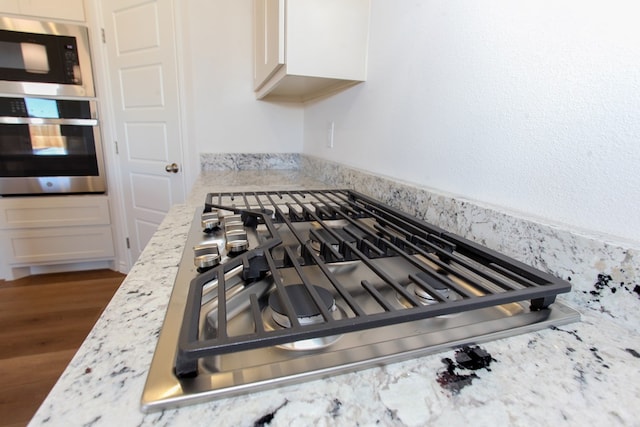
left=0, top=269, right=125, bottom=427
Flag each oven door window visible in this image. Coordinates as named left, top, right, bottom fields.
left=0, top=124, right=99, bottom=177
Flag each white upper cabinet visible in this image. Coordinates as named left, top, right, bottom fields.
left=253, top=0, right=370, bottom=102
left=0, top=0, right=85, bottom=22
left=0, top=1, right=21, bottom=15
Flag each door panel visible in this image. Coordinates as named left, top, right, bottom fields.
left=101, top=0, right=185, bottom=263
left=112, top=2, right=159, bottom=53
left=130, top=173, right=173, bottom=212
left=120, top=65, right=165, bottom=107
left=126, top=123, right=169, bottom=162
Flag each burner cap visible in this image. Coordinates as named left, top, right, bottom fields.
left=268, top=284, right=334, bottom=319
left=414, top=284, right=450, bottom=301
left=308, top=227, right=356, bottom=253
left=262, top=284, right=345, bottom=349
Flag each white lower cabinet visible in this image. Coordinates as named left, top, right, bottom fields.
left=0, top=195, right=115, bottom=280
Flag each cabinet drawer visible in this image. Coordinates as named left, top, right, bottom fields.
left=1, top=226, right=115, bottom=264
left=0, top=196, right=110, bottom=229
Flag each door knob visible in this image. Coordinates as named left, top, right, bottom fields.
left=165, top=163, right=179, bottom=173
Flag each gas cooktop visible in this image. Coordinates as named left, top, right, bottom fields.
left=141, top=189, right=580, bottom=412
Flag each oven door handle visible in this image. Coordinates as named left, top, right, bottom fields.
left=0, top=117, right=98, bottom=126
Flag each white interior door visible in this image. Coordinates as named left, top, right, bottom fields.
left=101, top=0, right=185, bottom=263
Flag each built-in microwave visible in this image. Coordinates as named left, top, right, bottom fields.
left=0, top=17, right=94, bottom=97
left=0, top=96, right=106, bottom=195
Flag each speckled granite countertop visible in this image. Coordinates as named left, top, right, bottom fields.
left=30, top=169, right=640, bottom=427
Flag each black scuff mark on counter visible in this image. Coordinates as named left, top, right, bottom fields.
left=589, top=347, right=610, bottom=369
left=554, top=328, right=612, bottom=369
left=254, top=400, right=288, bottom=427
left=437, top=361, right=477, bottom=393
left=573, top=364, right=587, bottom=386
left=550, top=325, right=584, bottom=342
left=384, top=407, right=400, bottom=423
left=583, top=273, right=640, bottom=303
left=127, top=289, right=154, bottom=297
left=329, top=398, right=342, bottom=418
left=625, top=348, right=640, bottom=358
left=110, top=366, right=131, bottom=376
left=589, top=274, right=614, bottom=300
left=436, top=345, right=495, bottom=394
left=155, top=409, right=166, bottom=423
left=254, top=411, right=275, bottom=426
left=579, top=273, right=640, bottom=321
left=84, top=415, right=102, bottom=427
left=589, top=347, right=603, bottom=362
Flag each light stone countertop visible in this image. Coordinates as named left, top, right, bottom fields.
left=29, top=170, right=640, bottom=427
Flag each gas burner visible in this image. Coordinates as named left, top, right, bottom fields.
left=407, top=282, right=461, bottom=303
left=269, top=284, right=335, bottom=328
left=262, top=284, right=345, bottom=350
left=397, top=271, right=461, bottom=315
left=201, top=210, right=220, bottom=233
left=308, top=221, right=353, bottom=253
left=193, top=243, right=221, bottom=270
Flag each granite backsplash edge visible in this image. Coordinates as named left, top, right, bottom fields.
left=200, top=153, right=639, bottom=330
left=200, top=153, right=300, bottom=171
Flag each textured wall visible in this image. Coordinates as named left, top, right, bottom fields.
left=303, top=0, right=640, bottom=243
left=181, top=0, right=303, bottom=158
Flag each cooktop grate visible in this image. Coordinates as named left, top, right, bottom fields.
left=174, top=189, right=572, bottom=377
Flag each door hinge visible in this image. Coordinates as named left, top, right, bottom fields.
left=101, top=28, right=106, bottom=44
left=114, top=140, right=119, bottom=154
left=125, top=237, right=130, bottom=249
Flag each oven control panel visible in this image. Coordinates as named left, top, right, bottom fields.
left=0, top=96, right=91, bottom=119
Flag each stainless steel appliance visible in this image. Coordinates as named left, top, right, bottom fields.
left=0, top=17, right=95, bottom=98
left=141, top=189, right=580, bottom=412
left=0, top=96, right=106, bottom=195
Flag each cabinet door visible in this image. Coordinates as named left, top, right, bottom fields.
left=1, top=226, right=115, bottom=265
left=0, top=1, right=21, bottom=15
left=0, top=196, right=110, bottom=229
left=16, top=0, right=85, bottom=21
left=254, top=0, right=284, bottom=89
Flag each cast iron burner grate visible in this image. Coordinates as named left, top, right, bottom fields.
left=174, top=189, right=572, bottom=377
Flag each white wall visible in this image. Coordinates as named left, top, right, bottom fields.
left=303, top=0, right=640, bottom=243
left=181, top=0, right=303, bottom=161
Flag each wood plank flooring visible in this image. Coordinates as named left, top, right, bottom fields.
left=0, top=269, right=125, bottom=427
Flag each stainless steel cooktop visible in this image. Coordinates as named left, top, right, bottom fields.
left=141, top=189, right=580, bottom=412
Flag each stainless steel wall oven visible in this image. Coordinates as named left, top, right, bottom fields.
left=0, top=17, right=105, bottom=196
left=0, top=96, right=106, bottom=195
